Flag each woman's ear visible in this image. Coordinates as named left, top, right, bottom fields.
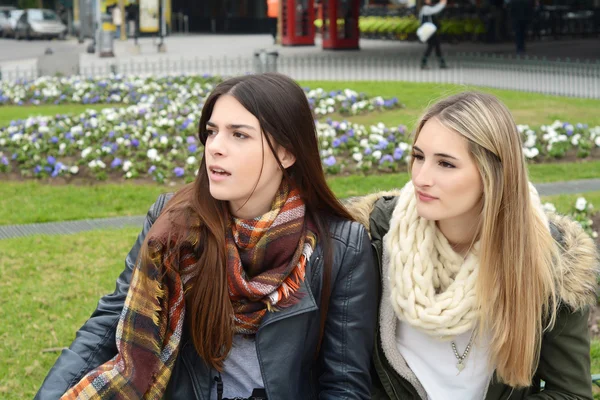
left=279, top=148, right=296, bottom=169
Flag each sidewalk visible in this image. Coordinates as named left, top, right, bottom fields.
left=2, top=34, right=599, bottom=73
left=2, top=178, right=600, bottom=240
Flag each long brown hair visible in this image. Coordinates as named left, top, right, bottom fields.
left=139, top=73, right=353, bottom=371
left=411, top=91, right=559, bottom=387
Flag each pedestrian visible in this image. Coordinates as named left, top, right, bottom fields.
left=111, top=4, right=123, bottom=39
left=34, top=73, right=378, bottom=400
left=508, top=0, right=534, bottom=54
left=419, top=0, right=448, bottom=69
left=346, top=91, right=597, bottom=399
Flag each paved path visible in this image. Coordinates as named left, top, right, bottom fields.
left=1, top=178, right=599, bottom=240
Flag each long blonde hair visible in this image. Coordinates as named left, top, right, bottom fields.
left=411, top=91, right=559, bottom=387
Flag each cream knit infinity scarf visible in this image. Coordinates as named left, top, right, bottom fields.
left=383, top=181, right=548, bottom=338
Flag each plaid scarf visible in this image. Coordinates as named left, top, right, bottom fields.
left=228, top=180, right=317, bottom=334
left=62, top=181, right=316, bottom=399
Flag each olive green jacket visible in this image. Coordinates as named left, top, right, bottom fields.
left=346, top=193, right=599, bottom=400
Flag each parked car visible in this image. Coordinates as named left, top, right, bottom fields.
left=14, top=9, right=67, bottom=40
left=0, top=12, right=8, bottom=36
left=1, top=9, right=23, bottom=38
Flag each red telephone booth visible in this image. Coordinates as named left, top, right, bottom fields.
left=321, top=0, right=360, bottom=50
left=281, top=0, right=315, bottom=46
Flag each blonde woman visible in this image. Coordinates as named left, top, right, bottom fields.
left=347, top=91, right=599, bottom=399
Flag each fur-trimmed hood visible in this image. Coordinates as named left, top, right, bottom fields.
left=344, top=190, right=600, bottom=311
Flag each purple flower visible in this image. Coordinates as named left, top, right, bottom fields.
left=47, top=156, right=56, bottom=165
left=323, top=155, right=336, bottom=167
left=393, top=148, right=405, bottom=160
left=379, top=154, right=394, bottom=165
left=347, top=129, right=354, bottom=137
left=0, top=156, right=8, bottom=166
left=148, top=165, right=156, bottom=174
left=188, top=144, right=197, bottom=153
left=173, top=167, right=185, bottom=177
left=34, top=165, right=42, bottom=174
left=108, top=131, right=115, bottom=138
left=398, top=125, right=406, bottom=134
left=131, top=138, right=140, bottom=147
left=51, top=162, right=63, bottom=177
left=332, top=139, right=342, bottom=148
left=186, top=136, right=196, bottom=144
left=111, top=158, right=123, bottom=168
left=50, top=136, right=59, bottom=144
left=364, top=147, right=372, bottom=156
left=332, top=121, right=340, bottom=129
left=376, top=139, right=389, bottom=150
left=388, top=134, right=396, bottom=142
left=340, top=135, right=348, bottom=143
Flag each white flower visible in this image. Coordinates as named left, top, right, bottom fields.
left=593, top=231, right=598, bottom=238
left=372, top=150, right=382, bottom=160
left=595, top=136, right=600, bottom=147
left=122, top=160, right=133, bottom=172
left=81, top=147, right=93, bottom=158
left=147, top=148, right=158, bottom=160
left=186, top=156, right=196, bottom=165
left=125, top=171, right=132, bottom=179
left=570, top=134, right=580, bottom=146
left=160, top=136, right=168, bottom=145
left=116, top=137, right=125, bottom=145
left=352, top=153, right=363, bottom=162
left=69, top=166, right=79, bottom=174
left=398, top=142, right=410, bottom=151
left=523, top=147, right=539, bottom=159
left=97, top=160, right=106, bottom=169
left=575, top=197, right=587, bottom=211
left=88, top=160, right=97, bottom=168
left=542, top=202, right=556, bottom=213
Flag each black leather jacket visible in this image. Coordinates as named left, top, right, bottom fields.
left=35, top=194, right=378, bottom=400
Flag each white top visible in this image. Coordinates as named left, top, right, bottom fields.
left=210, top=335, right=264, bottom=399
left=396, top=320, right=493, bottom=400
left=419, top=3, right=446, bottom=17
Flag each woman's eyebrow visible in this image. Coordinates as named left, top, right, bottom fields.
left=206, top=121, right=256, bottom=130
left=413, top=145, right=459, bottom=160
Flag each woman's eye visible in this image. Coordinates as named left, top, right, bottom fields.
left=206, top=129, right=216, bottom=136
left=439, top=161, right=455, bottom=168
left=233, top=131, right=248, bottom=139
left=411, top=153, right=424, bottom=160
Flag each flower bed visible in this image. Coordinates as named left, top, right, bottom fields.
left=1, top=74, right=599, bottom=182
left=0, top=75, right=404, bottom=182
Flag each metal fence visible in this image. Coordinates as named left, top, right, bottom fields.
left=1, top=51, right=599, bottom=99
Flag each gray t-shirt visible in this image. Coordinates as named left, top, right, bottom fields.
left=210, top=335, right=264, bottom=399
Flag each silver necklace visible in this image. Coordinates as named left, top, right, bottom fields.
left=451, top=331, right=475, bottom=374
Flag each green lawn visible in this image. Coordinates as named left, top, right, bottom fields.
left=0, top=227, right=140, bottom=399
left=300, top=81, right=600, bottom=129
left=2, top=160, right=599, bottom=226
left=0, top=104, right=122, bottom=127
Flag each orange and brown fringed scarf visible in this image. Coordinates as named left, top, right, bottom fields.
left=62, top=180, right=317, bottom=399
